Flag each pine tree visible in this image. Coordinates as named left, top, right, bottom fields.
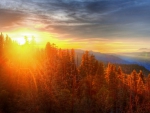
left=0, top=33, right=4, bottom=67
left=89, top=54, right=98, bottom=76
left=0, top=33, right=4, bottom=57
left=78, top=51, right=90, bottom=78
left=93, top=62, right=105, bottom=90
left=105, top=63, right=118, bottom=113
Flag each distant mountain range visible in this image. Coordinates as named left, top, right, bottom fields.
left=114, top=52, right=150, bottom=71
left=75, top=49, right=150, bottom=75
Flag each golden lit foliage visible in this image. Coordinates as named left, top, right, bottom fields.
left=0, top=33, right=150, bottom=113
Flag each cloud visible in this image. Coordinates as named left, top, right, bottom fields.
left=1, top=0, right=150, bottom=41
left=0, top=9, right=26, bottom=30
left=138, top=48, right=150, bottom=52
left=28, top=0, right=150, bottom=40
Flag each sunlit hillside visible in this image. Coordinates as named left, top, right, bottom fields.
left=0, top=33, right=150, bottom=113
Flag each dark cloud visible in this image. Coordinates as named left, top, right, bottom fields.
left=0, top=9, right=26, bottom=29
left=1, top=0, right=150, bottom=39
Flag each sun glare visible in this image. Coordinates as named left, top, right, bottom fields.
left=16, top=36, right=33, bottom=45
left=17, top=38, right=26, bottom=45
left=5, top=27, right=70, bottom=48
left=6, top=28, right=41, bottom=45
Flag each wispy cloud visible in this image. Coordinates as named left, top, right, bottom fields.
left=1, top=0, right=150, bottom=46
left=0, top=9, right=26, bottom=30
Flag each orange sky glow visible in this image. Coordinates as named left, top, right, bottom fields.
left=1, top=0, right=150, bottom=53
left=1, top=30, right=148, bottom=53
left=3, top=27, right=149, bottom=53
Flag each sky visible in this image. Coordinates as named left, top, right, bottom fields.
left=0, top=0, right=150, bottom=53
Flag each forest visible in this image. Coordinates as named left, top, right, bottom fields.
left=0, top=33, right=150, bottom=113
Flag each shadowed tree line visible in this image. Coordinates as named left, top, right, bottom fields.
left=0, top=33, right=150, bottom=113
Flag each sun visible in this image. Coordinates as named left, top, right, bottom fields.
left=5, top=27, right=63, bottom=47
left=15, top=35, right=34, bottom=45
left=17, top=38, right=26, bottom=45
left=8, top=28, right=40, bottom=45
left=16, top=36, right=33, bottom=45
